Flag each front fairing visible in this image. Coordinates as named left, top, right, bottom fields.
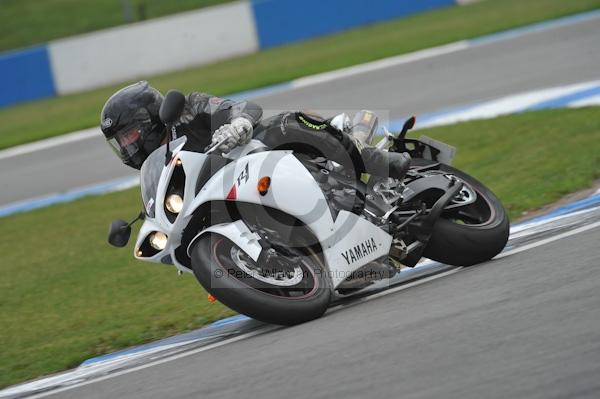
left=140, top=137, right=186, bottom=218
left=135, top=136, right=208, bottom=272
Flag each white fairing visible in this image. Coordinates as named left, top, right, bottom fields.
left=186, top=220, right=262, bottom=262
left=134, top=140, right=393, bottom=288
left=418, top=135, right=456, bottom=165
left=184, top=150, right=336, bottom=238
left=322, top=211, right=392, bottom=287
left=223, top=138, right=268, bottom=159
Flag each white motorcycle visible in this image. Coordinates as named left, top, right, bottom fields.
left=109, top=91, right=509, bottom=325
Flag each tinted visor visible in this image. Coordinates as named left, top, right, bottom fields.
left=107, top=126, right=147, bottom=168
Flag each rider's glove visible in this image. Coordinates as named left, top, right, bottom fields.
left=211, top=117, right=253, bottom=153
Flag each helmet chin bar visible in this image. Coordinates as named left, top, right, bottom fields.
left=125, top=150, right=148, bottom=170
left=141, top=125, right=167, bottom=153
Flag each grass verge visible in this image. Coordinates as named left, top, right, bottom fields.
left=1, top=106, right=599, bottom=388
left=1, top=0, right=599, bottom=150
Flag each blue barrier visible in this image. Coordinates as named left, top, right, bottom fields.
left=0, top=1, right=456, bottom=108
left=0, top=45, right=55, bottom=107
left=251, top=0, right=455, bottom=49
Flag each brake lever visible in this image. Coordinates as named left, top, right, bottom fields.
left=204, top=137, right=227, bottom=154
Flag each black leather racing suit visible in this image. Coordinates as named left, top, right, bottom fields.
left=172, top=92, right=263, bottom=151
left=173, top=92, right=409, bottom=180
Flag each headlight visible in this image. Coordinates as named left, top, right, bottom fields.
left=165, top=194, right=184, bottom=214
left=149, top=231, right=168, bottom=250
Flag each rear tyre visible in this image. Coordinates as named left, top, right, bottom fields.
left=421, top=164, right=509, bottom=266
left=191, top=233, right=331, bottom=325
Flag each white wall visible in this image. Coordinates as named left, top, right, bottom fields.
left=48, top=1, right=258, bottom=95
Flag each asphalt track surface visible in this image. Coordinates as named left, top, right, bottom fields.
left=1, top=13, right=600, bottom=206
left=40, top=223, right=600, bottom=399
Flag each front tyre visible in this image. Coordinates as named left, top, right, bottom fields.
left=422, top=164, right=509, bottom=266
left=191, top=233, right=331, bottom=325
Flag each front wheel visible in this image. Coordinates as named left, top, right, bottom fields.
left=190, top=233, right=331, bottom=325
left=422, top=164, right=509, bottom=266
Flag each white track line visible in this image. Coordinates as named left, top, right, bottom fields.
left=497, top=220, right=600, bottom=259
left=510, top=206, right=600, bottom=236
left=569, top=94, right=600, bottom=108
left=291, top=41, right=468, bottom=89
left=14, top=327, right=280, bottom=399
left=418, top=80, right=600, bottom=128
left=0, top=127, right=100, bottom=161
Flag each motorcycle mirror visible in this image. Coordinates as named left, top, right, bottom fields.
left=159, top=90, right=186, bottom=125
left=397, top=115, right=416, bottom=139
left=108, top=219, right=132, bottom=247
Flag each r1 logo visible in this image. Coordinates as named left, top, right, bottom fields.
left=237, top=163, right=249, bottom=186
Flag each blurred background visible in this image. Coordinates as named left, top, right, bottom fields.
left=1, top=0, right=599, bottom=393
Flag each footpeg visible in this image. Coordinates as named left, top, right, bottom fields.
left=389, top=239, right=407, bottom=260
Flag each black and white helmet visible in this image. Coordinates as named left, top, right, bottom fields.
left=100, top=81, right=165, bottom=169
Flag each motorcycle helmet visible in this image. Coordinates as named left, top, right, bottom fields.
left=100, top=81, right=166, bottom=169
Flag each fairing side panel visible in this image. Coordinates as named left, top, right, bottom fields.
left=185, top=151, right=336, bottom=243
left=322, top=211, right=393, bottom=288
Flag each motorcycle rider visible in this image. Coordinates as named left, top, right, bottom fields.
left=100, top=81, right=410, bottom=181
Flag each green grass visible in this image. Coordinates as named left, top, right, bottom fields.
left=1, top=0, right=599, bottom=150
left=0, top=0, right=234, bottom=52
left=1, top=106, right=600, bottom=388
left=0, top=189, right=236, bottom=389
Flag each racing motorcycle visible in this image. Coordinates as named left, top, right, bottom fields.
left=108, top=91, right=509, bottom=325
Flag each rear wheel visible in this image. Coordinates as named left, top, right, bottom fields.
left=421, top=163, right=509, bottom=266
left=191, top=233, right=331, bottom=325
